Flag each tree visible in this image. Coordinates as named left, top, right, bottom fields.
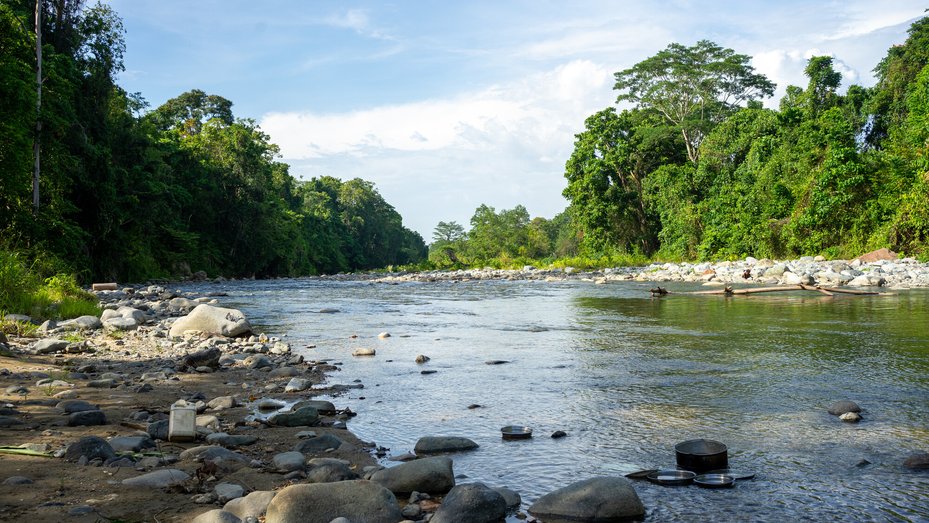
left=432, top=221, right=465, bottom=243
left=148, top=89, right=233, bottom=135
left=803, top=56, right=842, bottom=118
left=614, top=40, right=775, bottom=163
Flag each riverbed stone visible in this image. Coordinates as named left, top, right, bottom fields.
left=192, top=509, right=241, bottom=523
left=207, top=396, right=237, bottom=410
left=122, top=469, right=191, bottom=488
left=34, top=339, right=69, bottom=354
left=223, top=490, right=276, bottom=520
left=493, top=486, right=521, bottom=510
left=3, top=476, right=34, bottom=485
left=292, top=399, right=336, bottom=414
left=59, top=315, right=103, bottom=331
left=840, top=412, right=862, bottom=423
left=147, top=419, right=169, bottom=441
left=169, top=304, right=252, bottom=338
left=206, top=433, right=259, bottom=448
left=214, top=482, right=246, bottom=503
left=293, top=433, right=344, bottom=453
left=528, top=476, right=645, bottom=522
left=56, top=399, right=97, bottom=414
left=269, top=406, right=319, bottom=427
left=369, top=456, right=455, bottom=494
left=414, top=436, right=479, bottom=454
left=828, top=400, right=862, bottom=416
left=305, top=458, right=359, bottom=483
left=103, top=317, right=139, bottom=331
left=431, top=482, right=507, bottom=523
left=272, top=451, right=306, bottom=472
left=179, top=347, right=222, bottom=370
left=264, top=480, right=402, bottom=523
left=283, top=377, right=311, bottom=392
left=352, top=347, right=376, bottom=356
left=904, top=452, right=929, bottom=469
left=108, top=435, right=156, bottom=453
left=68, top=410, right=107, bottom=426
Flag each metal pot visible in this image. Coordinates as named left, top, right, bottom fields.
left=675, top=439, right=728, bottom=473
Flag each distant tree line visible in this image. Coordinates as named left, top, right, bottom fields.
left=0, top=1, right=425, bottom=282
left=432, top=16, right=929, bottom=265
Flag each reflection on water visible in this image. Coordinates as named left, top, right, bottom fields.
left=179, top=279, right=929, bottom=521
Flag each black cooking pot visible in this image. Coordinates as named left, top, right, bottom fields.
left=675, top=439, right=728, bottom=473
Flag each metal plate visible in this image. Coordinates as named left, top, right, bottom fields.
left=706, top=469, right=755, bottom=480
left=501, top=425, right=532, bottom=439
left=694, top=473, right=736, bottom=488
left=646, top=469, right=696, bottom=486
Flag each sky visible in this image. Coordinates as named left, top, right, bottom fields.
left=107, top=0, right=927, bottom=240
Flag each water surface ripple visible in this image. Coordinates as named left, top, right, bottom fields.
left=180, top=279, right=929, bottom=521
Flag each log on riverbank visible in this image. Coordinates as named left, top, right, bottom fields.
left=650, top=284, right=882, bottom=297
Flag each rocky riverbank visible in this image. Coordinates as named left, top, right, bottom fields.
left=362, top=249, right=929, bottom=289
left=0, top=286, right=650, bottom=522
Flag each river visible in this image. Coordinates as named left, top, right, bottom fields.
left=179, top=278, right=929, bottom=521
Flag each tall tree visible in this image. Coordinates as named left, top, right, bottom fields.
left=614, top=40, right=775, bottom=163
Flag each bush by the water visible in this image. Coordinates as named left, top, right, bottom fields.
left=0, top=250, right=100, bottom=323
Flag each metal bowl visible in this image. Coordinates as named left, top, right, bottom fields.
left=706, top=469, right=755, bottom=481
left=501, top=425, right=533, bottom=440
left=694, top=473, right=735, bottom=488
left=646, top=469, right=696, bottom=486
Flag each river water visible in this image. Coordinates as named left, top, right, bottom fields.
left=180, top=278, right=929, bottom=521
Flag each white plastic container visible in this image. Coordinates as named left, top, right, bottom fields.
left=168, top=403, right=197, bottom=442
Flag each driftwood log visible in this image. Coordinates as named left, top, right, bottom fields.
left=654, top=284, right=881, bottom=297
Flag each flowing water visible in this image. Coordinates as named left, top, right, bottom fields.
left=180, top=278, right=929, bottom=521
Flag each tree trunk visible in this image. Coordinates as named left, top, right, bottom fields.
left=33, top=0, right=42, bottom=214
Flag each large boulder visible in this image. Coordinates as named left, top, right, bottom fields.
left=855, top=248, right=898, bottom=263
left=528, top=477, right=644, bottom=523
left=431, top=482, right=507, bottom=523
left=414, top=436, right=479, bottom=454
left=34, top=339, right=69, bottom=354
left=269, top=407, right=319, bottom=428
left=169, top=304, right=252, bottom=338
left=369, top=456, right=455, bottom=494
left=305, top=458, right=359, bottom=483
left=292, top=433, right=344, bottom=453
left=264, top=480, right=402, bottom=523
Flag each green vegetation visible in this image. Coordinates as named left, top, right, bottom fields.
left=0, top=1, right=425, bottom=285
left=0, top=250, right=99, bottom=320
left=432, top=17, right=929, bottom=266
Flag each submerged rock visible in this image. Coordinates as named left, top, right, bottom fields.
left=414, top=436, right=479, bottom=454
left=828, top=400, right=862, bottom=416
left=528, top=476, right=644, bottom=523
left=431, top=482, right=507, bottom=523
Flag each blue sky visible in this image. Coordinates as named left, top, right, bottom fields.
left=108, top=0, right=926, bottom=239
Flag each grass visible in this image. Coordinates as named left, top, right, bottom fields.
left=0, top=250, right=100, bottom=322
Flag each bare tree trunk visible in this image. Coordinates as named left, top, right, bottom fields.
left=33, top=0, right=42, bottom=214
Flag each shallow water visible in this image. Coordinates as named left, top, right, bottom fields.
left=180, top=278, right=929, bottom=521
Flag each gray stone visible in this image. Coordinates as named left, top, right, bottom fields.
left=369, top=456, right=455, bottom=494
left=108, top=436, right=156, bottom=453
left=215, top=482, right=246, bottom=503
left=493, top=486, right=521, bottom=510
left=272, top=451, right=306, bottom=472
left=0, top=416, right=24, bottom=427
left=56, top=399, right=97, bottom=414
left=244, top=355, right=273, bottom=369
left=180, top=347, right=222, bottom=370
left=122, top=469, right=190, bottom=488
left=414, top=436, right=479, bottom=454
left=268, top=367, right=299, bottom=378
left=283, top=377, right=311, bottom=393
left=431, top=482, right=507, bottom=523
left=67, top=410, right=107, bottom=426
left=269, top=406, right=319, bottom=427
left=180, top=446, right=250, bottom=465
left=169, top=304, right=252, bottom=338
left=67, top=505, right=96, bottom=516
left=828, top=400, right=862, bottom=416
left=223, top=490, right=276, bottom=520
left=148, top=419, right=169, bottom=441
left=352, top=347, right=376, bottom=356
left=34, top=339, right=69, bottom=354
left=264, top=480, right=402, bottom=523
left=64, top=436, right=116, bottom=462
left=2, top=476, right=33, bottom=485
left=192, top=509, right=241, bottom=523
left=103, top=317, right=139, bottom=331
left=292, top=400, right=336, bottom=414
left=293, top=433, right=344, bottom=453
left=206, top=433, right=259, bottom=448
left=87, top=379, right=117, bottom=388
left=60, top=315, right=103, bottom=331
left=170, top=297, right=199, bottom=311
left=528, top=477, right=645, bottom=523
left=904, top=453, right=929, bottom=469
left=305, top=459, right=359, bottom=483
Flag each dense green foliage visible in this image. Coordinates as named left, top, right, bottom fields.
left=564, top=20, right=929, bottom=261
left=0, top=0, right=424, bottom=286
left=0, top=250, right=99, bottom=321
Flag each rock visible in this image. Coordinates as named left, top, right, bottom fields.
left=828, top=400, right=862, bottom=416
left=780, top=271, right=804, bottom=285
left=108, top=436, right=156, bottom=453
left=180, top=446, right=250, bottom=465
left=903, top=453, right=929, bottom=469
left=528, top=477, right=645, bottom=522
left=855, top=248, right=898, bottom=263
left=414, top=436, right=479, bottom=454
left=485, top=360, right=509, bottom=365
left=215, top=482, right=246, bottom=503
left=207, top=396, right=238, bottom=410
left=56, top=399, right=97, bottom=414
left=253, top=398, right=287, bottom=410
left=293, top=434, right=344, bottom=453
left=206, top=433, right=259, bottom=448
left=223, top=490, right=276, bottom=520
left=197, top=414, right=221, bottom=430
left=2, top=476, right=33, bottom=485
left=284, top=377, right=312, bottom=393
left=369, top=456, right=455, bottom=494
left=305, top=458, right=359, bottom=483
left=59, top=315, right=103, bottom=331
left=103, top=317, right=139, bottom=331
left=264, top=480, right=402, bottom=523
left=34, top=339, right=69, bottom=354
left=179, top=347, right=222, bottom=371
left=840, top=412, right=862, bottom=423
left=148, top=419, right=170, bottom=441
left=848, top=274, right=885, bottom=287
left=5, top=385, right=28, bottom=395
left=352, top=347, right=376, bottom=357
left=431, top=482, right=507, bottom=523
left=272, top=451, right=306, bottom=472
left=269, top=407, right=319, bottom=427
left=244, top=355, right=273, bottom=369
left=292, top=400, right=336, bottom=414
left=65, top=436, right=116, bottom=462
left=378, top=332, right=391, bottom=339
left=87, top=378, right=117, bottom=388
left=169, top=304, right=252, bottom=338
left=493, top=486, right=521, bottom=510
left=122, top=469, right=191, bottom=488
left=68, top=410, right=107, bottom=426
left=53, top=389, right=78, bottom=399
left=268, top=367, right=299, bottom=378
left=68, top=505, right=96, bottom=516
left=192, top=509, right=241, bottom=523
left=551, top=430, right=567, bottom=439
left=415, top=355, right=430, bottom=363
